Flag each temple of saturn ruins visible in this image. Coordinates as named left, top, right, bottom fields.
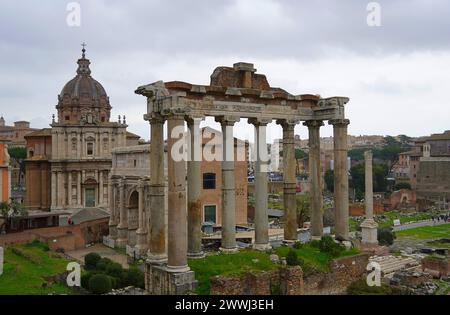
left=133, top=62, right=351, bottom=294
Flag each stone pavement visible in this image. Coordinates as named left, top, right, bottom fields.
left=66, top=243, right=129, bottom=268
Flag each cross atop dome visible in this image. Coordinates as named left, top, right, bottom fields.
left=77, top=42, right=91, bottom=75
left=81, top=42, right=87, bottom=58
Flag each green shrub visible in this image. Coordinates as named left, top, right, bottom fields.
left=96, top=257, right=113, bottom=271
left=286, top=249, right=300, bottom=266
left=293, top=241, right=303, bottom=249
left=110, top=277, right=121, bottom=289
left=347, top=278, right=392, bottom=295
left=88, top=274, right=112, bottom=294
left=84, top=253, right=102, bottom=270
left=81, top=271, right=97, bottom=290
left=105, top=262, right=124, bottom=279
left=318, top=236, right=345, bottom=258
left=378, top=227, right=396, bottom=246
left=122, top=267, right=145, bottom=288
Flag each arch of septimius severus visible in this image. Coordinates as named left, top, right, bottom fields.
left=134, top=62, right=350, bottom=294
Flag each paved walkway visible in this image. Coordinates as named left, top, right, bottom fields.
left=66, top=243, right=129, bottom=268
left=393, top=220, right=449, bottom=231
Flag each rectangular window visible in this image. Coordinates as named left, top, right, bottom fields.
left=87, top=143, right=94, bottom=156
left=203, top=173, right=216, bottom=189
left=204, top=205, right=217, bottom=224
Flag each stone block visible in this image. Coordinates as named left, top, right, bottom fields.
left=146, top=263, right=197, bottom=295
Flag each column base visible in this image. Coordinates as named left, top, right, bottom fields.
left=361, top=218, right=379, bottom=245
left=253, top=243, right=271, bottom=251
left=283, top=239, right=296, bottom=245
left=115, top=238, right=128, bottom=248
left=108, top=225, right=118, bottom=240
left=145, top=263, right=197, bottom=295
left=147, top=253, right=168, bottom=265
left=311, top=235, right=322, bottom=241
left=187, top=251, right=205, bottom=259
left=220, top=247, right=238, bottom=254
left=166, top=264, right=191, bottom=273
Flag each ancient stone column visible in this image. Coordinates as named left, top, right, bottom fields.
left=167, top=114, right=190, bottom=272
left=99, top=170, right=104, bottom=206
left=57, top=171, right=64, bottom=208
left=147, top=114, right=167, bottom=263
left=304, top=120, right=324, bottom=239
left=329, top=119, right=350, bottom=241
left=361, top=150, right=378, bottom=245
left=116, top=178, right=128, bottom=247
left=187, top=117, right=204, bottom=258
left=250, top=118, right=271, bottom=250
left=136, top=178, right=148, bottom=255
left=108, top=178, right=118, bottom=239
left=67, top=171, right=72, bottom=207
left=216, top=116, right=240, bottom=252
left=51, top=171, right=57, bottom=209
left=277, top=119, right=299, bottom=242
left=77, top=171, right=81, bottom=207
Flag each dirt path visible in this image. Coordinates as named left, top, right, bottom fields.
left=66, top=243, right=129, bottom=268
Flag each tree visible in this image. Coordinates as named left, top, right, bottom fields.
left=0, top=201, right=27, bottom=233
left=8, top=147, right=27, bottom=187
left=350, top=163, right=389, bottom=199
left=324, top=169, right=334, bottom=193
left=296, top=194, right=310, bottom=227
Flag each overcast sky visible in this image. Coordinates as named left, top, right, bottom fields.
left=1, top=0, right=449, bottom=143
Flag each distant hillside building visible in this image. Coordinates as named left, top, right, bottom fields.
left=0, top=117, right=38, bottom=148
left=24, top=47, right=141, bottom=212
left=416, top=130, right=450, bottom=210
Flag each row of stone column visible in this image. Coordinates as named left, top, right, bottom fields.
left=140, top=114, right=350, bottom=272
left=302, top=119, right=351, bottom=241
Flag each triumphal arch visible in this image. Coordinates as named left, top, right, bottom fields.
left=135, top=62, right=350, bottom=294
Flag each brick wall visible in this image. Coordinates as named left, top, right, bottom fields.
left=421, top=256, right=450, bottom=277
left=210, top=254, right=369, bottom=295
left=0, top=218, right=108, bottom=251
left=210, top=267, right=302, bottom=295
left=303, top=254, right=370, bottom=295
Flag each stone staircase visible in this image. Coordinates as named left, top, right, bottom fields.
left=370, top=255, right=421, bottom=278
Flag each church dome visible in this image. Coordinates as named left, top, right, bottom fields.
left=56, top=45, right=111, bottom=124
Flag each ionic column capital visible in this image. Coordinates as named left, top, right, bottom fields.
left=186, top=116, right=204, bottom=126
left=248, top=117, right=271, bottom=127
left=145, top=113, right=165, bottom=124
left=215, top=115, right=240, bottom=126
left=303, top=120, right=324, bottom=128
left=328, top=119, right=350, bottom=127
left=276, top=118, right=299, bottom=130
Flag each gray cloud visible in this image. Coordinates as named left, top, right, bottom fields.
left=0, top=0, right=449, bottom=140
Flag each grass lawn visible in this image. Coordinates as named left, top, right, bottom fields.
left=189, top=244, right=360, bottom=295
left=396, top=223, right=450, bottom=241
left=350, top=211, right=436, bottom=231
left=189, top=250, right=277, bottom=295
left=0, top=241, right=75, bottom=295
